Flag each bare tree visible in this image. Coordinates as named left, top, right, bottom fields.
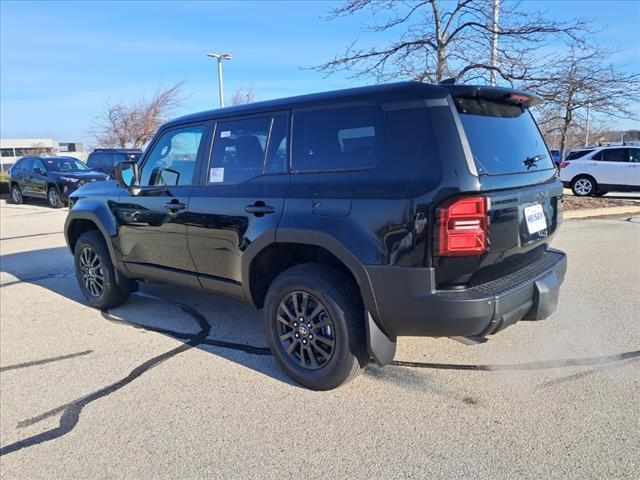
left=312, top=0, right=588, bottom=84
left=230, top=84, right=258, bottom=106
left=532, top=44, right=640, bottom=158
left=91, top=83, right=184, bottom=149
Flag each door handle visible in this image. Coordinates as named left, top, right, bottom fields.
left=164, top=201, right=187, bottom=211
left=245, top=202, right=276, bottom=216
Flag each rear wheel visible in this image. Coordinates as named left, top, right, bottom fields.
left=74, top=230, right=129, bottom=309
left=264, top=264, right=368, bottom=390
left=571, top=175, right=596, bottom=197
left=10, top=184, right=23, bottom=204
left=47, top=186, right=64, bottom=208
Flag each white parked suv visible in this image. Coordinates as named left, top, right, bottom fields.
left=560, top=146, right=640, bottom=196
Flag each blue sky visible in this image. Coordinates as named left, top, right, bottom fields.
left=1, top=0, right=639, bottom=146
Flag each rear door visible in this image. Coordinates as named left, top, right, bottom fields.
left=29, top=158, right=48, bottom=197
left=186, top=112, right=290, bottom=292
left=11, top=158, right=31, bottom=193
left=114, top=122, right=210, bottom=278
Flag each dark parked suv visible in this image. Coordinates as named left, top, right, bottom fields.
left=86, top=148, right=142, bottom=178
left=9, top=156, right=109, bottom=208
left=64, top=82, right=567, bottom=390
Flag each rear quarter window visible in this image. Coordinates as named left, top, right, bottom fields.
left=566, top=150, right=594, bottom=160
left=292, top=105, right=386, bottom=172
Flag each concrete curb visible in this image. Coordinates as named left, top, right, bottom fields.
left=564, top=206, right=640, bottom=219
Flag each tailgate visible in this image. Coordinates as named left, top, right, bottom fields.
left=433, top=86, right=563, bottom=287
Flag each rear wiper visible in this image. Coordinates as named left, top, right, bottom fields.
left=523, top=154, right=545, bottom=169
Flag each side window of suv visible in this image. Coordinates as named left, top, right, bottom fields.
left=209, top=116, right=272, bottom=184
left=601, top=148, right=629, bottom=163
left=89, top=153, right=113, bottom=170
left=292, top=105, right=386, bottom=172
left=629, top=149, right=640, bottom=163
left=140, top=125, right=205, bottom=186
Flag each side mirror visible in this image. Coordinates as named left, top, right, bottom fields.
left=114, top=161, right=140, bottom=193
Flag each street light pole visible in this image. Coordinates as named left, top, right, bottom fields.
left=207, top=53, right=232, bottom=108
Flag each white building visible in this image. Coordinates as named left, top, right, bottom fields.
left=0, top=138, right=86, bottom=172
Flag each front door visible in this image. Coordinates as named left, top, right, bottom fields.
left=187, top=113, right=290, bottom=291
left=626, top=148, right=640, bottom=187
left=115, top=123, right=210, bottom=278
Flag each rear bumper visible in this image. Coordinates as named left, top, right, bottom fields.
left=365, top=248, right=567, bottom=338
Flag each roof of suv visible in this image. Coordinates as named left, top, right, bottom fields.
left=166, top=81, right=542, bottom=128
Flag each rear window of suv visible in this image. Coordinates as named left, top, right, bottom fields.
left=455, top=98, right=555, bottom=175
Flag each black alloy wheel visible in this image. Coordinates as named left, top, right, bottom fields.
left=276, top=291, right=336, bottom=370
left=79, top=246, right=105, bottom=297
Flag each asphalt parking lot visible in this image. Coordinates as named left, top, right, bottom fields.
left=1, top=201, right=639, bottom=479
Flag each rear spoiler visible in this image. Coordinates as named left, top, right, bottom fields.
left=439, top=84, right=543, bottom=109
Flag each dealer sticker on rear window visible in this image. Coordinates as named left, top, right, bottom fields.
left=524, top=204, right=547, bottom=234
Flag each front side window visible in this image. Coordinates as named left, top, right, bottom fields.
left=140, top=126, right=205, bottom=186
left=209, top=117, right=271, bottom=184
left=292, top=105, right=386, bottom=172
left=630, top=149, right=640, bottom=163
left=601, top=148, right=629, bottom=163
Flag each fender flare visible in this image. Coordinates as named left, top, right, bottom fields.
left=241, top=228, right=385, bottom=332
left=64, top=200, right=122, bottom=269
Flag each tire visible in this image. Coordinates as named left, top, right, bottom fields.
left=264, top=264, right=368, bottom=390
left=74, top=230, right=130, bottom=309
left=571, top=175, right=596, bottom=197
left=10, top=184, right=23, bottom=204
left=47, top=186, right=64, bottom=208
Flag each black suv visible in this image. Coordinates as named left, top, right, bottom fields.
left=64, top=82, right=567, bottom=390
left=86, top=148, right=142, bottom=178
left=9, top=156, right=108, bottom=208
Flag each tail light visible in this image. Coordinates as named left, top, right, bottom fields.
left=559, top=161, right=570, bottom=168
left=436, top=197, right=488, bottom=257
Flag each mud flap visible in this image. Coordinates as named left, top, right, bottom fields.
left=366, top=312, right=396, bottom=366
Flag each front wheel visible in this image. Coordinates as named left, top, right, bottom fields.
left=74, top=230, right=129, bottom=309
left=10, top=184, right=23, bottom=204
left=571, top=176, right=596, bottom=197
left=47, top=186, right=64, bottom=208
left=264, top=264, right=368, bottom=390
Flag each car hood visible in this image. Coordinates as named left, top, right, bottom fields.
left=50, top=171, right=109, bottom=180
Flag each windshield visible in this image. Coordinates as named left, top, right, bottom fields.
left=457, top=99, right=555, bottom=175
left=43, top=157, right=90, bottom=172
